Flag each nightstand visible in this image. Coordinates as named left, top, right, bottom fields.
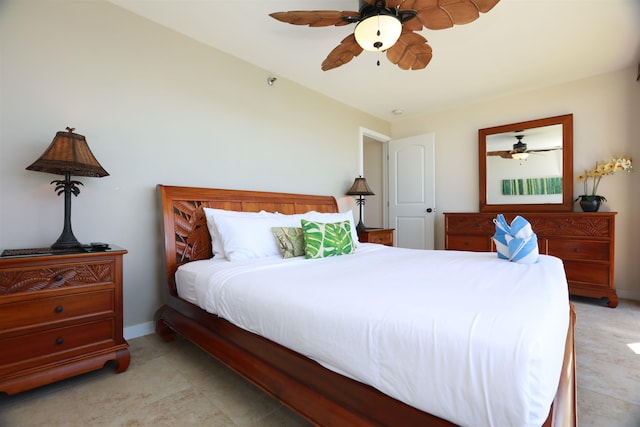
left=357, top=228, right=394, bottom=246
left=0, top=246, right=130, bottom=395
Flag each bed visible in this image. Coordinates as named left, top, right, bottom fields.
left=155, top=184, right=577, bottom=427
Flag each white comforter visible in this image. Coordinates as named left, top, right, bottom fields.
left=176, top=244, right=570, bottom=427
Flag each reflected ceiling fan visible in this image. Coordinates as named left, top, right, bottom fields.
left=269, top=0, right=501, bottom=71
left=487, top=135, right=562, bottom=160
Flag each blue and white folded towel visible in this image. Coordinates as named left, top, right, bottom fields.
left=492, top=214, right=539, bottom=264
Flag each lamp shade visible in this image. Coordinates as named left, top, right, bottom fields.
left=346, top=176, right=375, bottom=196
left=354, top=13, right=402, bottom=52
left=26, top=127, right=109, bottom=177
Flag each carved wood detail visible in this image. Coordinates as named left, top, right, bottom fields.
left=0, top=262, right=114, bottom=295
left=445, top=214, right=612, bottom=237
left=173, top=201, right=212, bottom=265
left=526, top=216, right=612, bottom=237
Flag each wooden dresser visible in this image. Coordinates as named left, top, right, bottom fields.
left=357, top=228, right=395, bottom=246
left=0, top=246, right=130, bottom=394
left=444, top=212, right=617, bottom=307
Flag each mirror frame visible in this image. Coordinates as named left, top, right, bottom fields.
left=479, top=114, right=573, bottom=212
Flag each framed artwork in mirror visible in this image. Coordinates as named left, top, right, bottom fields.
left=479, top=114, right=573, bottom=212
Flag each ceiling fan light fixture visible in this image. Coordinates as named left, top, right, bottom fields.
left=354, top=13, right=402, bottom=52
left=511, top=152, right=529, bottom=160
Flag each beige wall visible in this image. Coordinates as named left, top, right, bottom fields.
left=0, top=0, right=389, bottom=334
left=363, top=136, right=385, bottom=229
left=391, top=68, right=640, bottom=300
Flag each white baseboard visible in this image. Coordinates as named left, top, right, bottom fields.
left=124, top=321, right=155, bottom=340
left=617, top=289, right=640, bottom=302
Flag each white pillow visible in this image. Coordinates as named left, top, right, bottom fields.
left=203, top=208, right=272, bottom=258
left=301, top=210, right=360, bottom=247
left=203, top=208, right=359, bottom=261
left=210, top=210, right=302, bottom=261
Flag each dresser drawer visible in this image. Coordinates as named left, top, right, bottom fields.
left=0, top=289, right=115, bottom=333
left=0, top=260, right=115, bottom=295
left=563, top=261, right=610, bottom=286
left=445, top=215, right=494, bottom=235
left=547, top=240, right=610, bottom=261
left=445, top=235, right=493, bottom=252
left=0, top=318, right=115, bottom=367
left=527, top=216, right=613, bottom=238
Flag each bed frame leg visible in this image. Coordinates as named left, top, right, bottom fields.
left=154, top=306, right=177, bottom=342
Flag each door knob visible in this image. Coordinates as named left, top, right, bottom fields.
left=426, top=208, right=433, bottom=213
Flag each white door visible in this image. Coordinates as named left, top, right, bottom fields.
left=388, top=133, right=436, bottom=249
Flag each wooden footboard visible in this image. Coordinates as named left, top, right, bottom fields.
left=549, top=303, right=578, bottom=427
left=155, top=184, right=577, bottom=427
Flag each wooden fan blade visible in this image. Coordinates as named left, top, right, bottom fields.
left=269, top=10, right=359, bottom=27
left=363, top=0, right=405, bottom=7
left=400, top=0, right=500, bottom=30
left=487, top=151, right=514, bottom=159
left=386, top=31, right=433, bottom=70
left=530, top=147, right=563, bottom=153
left=401, top=16, right=424, bottom=32
left=473, top=0, right=502, bottom=14
left=321, top=34, right=364, bottom=71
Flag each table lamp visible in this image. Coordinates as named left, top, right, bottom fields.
left=26, top=127, right=109, bottom=249
left=346, top=176, right=375, bottom=231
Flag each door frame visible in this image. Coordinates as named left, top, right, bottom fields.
left=359, top=127, right=390, bottom=228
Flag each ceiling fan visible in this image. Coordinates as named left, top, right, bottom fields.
left=487, top=135, right=562, bottom=160
left=269, top=0, right=501, bottom=71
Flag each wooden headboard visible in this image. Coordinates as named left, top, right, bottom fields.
left=157, top=185, right=338, bottom=296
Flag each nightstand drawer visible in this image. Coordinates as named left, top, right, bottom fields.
left=368, top=231, right=393, bottom=245
left=0, top=318, right=116, bottom=367
left=357, top=228, right=394, bottom=246
left=0, top=260, right=115, bottom=295
left=0, top=289, right=115, bottom=333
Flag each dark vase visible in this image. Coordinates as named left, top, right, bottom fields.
left=579, top=197, right=601, bottom=212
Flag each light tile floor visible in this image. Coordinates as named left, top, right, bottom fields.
left=1, top=298, right=639, bottom=426
left=573, top=298, right=640, bottom=427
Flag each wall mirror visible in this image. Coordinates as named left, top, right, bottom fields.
left=479, top=114, right=573, bottom=212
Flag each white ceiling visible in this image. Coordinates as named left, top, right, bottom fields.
left=109, top=0, right=640, bottom=121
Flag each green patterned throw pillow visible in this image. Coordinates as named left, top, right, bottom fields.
left=272, top=227, right=305, bottom=258
left=301, top=219, right=355, bottom=259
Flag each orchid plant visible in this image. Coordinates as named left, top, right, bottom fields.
left=576, top=157, right=633, bottom=202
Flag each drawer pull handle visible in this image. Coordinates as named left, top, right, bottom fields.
left=54, top=274, right=63, bottom=282
left=55, top=305, right=63, bottom=313
left=574, top=248, right=580, bottom=253
left=55, top=337, right=64, bottom=345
